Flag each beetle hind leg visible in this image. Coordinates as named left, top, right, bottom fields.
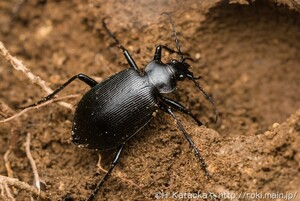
left=87, top=143, right=125, bottom=201
left=102, top=19, right=140, bottom=73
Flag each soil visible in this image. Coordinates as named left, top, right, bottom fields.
left=0, top=0, right=300, bottom=201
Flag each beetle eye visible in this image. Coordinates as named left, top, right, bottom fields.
left=171, top=59, right=177, bottom=64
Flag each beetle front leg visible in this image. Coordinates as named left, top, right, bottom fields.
left=153, top=45, right=190, bottom=61
left=159, top=102, right=210, bottom=178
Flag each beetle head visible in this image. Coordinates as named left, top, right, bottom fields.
left=169, top=59, right=194, bottom=81
left=162, top=12, right=219, bottom=122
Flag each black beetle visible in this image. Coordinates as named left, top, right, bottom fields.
left=23, top=13, right=218, bottom=201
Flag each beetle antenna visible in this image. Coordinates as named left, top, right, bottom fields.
left=188, top=75, right=219, bottom=123
left=162, top=12, right=184, bottom=61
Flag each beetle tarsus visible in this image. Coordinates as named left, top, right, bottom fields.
left=159, top=102, right=210, bottom=178
left=20, top=74, right=97, bottom=109
left=102, top=19, right=140, bottom=72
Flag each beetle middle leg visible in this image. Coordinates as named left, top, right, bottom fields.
left=88, top=143, right=125, bottom=201
left=159, top=102, right=210, bottom=178
left=21, top=73, right=97, bottom=109
left=102, top=19, right=140, bottom=73
left=159, top=95, right=203, bottom=126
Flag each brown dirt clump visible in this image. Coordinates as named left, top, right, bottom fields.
left=0, top=0, right=300, bottom=200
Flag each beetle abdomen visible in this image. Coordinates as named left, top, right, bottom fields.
left=72, top=69, right=158, bottom=150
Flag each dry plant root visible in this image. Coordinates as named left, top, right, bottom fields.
left=0, top=41, right=73, bottom=110
left=0, top=175, right=49, bottom=200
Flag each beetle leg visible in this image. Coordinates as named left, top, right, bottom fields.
left=153, top=46, right=162, bottom=61
left=88, top=143, right=125, bottom=201
left=122, top=49, right=140, bottom=72
left=20, top=74, right=97, bottom=109
left=159, top=95, right=203, bottom=126
left=159, top=102, right=210, bottom=178
left=102, top=19, right=140, bottom=73
left=154, top=45, right=190, bottom=61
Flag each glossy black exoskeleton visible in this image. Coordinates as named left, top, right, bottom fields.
left=23, top=13, right=218, bottom=201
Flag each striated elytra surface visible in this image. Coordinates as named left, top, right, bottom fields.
left=72, top=69, right=158, bottom=150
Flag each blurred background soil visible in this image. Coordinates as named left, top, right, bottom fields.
left=0, top=0, right=300, bottom=200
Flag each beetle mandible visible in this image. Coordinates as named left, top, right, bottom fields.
left=23, top=13, right=218, bottom=201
